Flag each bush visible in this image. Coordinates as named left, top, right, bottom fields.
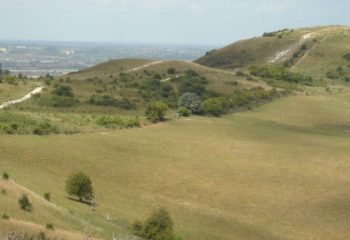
left=249, top=65, right=313, bottom=85
left=2, top=171, right=9, bottom=180
left=1, top=213, right=9, bottom=220
left=133, top=208, right=176, bottom=240
left=343, top=53, right=350, bottom=61
left=167, top=68, right=176, bottom=75
left=202, top=98, right=225, bottom=116
left=145, top=101, right=168, bottom=123
left=19, top=194, right=32, bottom=211
left=44, top=193, right=51, bottom=201
left=178, top=107, right=191, bottom=117
left=97, top=115, right=140, bottom=129
left=33, top=122, right=58, bottom=135
left=88, top=95, right=135, bottom=109
left=65, top=172, right=94, bottom=202
left=45, top=223, right=54, bottom=230
left=178, top=93, right=202, bottom=114
left=52, top=85, right=74, bottom=97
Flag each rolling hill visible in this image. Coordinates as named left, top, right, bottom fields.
left=1, top=25, right=350, bottom=240
left=196, top=25, right=350, bottom=78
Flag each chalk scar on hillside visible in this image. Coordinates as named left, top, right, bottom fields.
left=268, top=32, right=315, bottom=64
left=0, top=86, right=43, bottom=109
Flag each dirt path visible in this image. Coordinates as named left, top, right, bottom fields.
left=125, top=61, right=163, bottom=73
left=0, top=86, right=43, bottom=109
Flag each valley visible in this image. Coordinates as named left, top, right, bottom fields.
left=1, top=25, right=350, bottom=240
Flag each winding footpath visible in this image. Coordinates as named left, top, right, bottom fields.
left=0, top=86, right=43, bottom=109
left=125, top=60, right=163, bottom=73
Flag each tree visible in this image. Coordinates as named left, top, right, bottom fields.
left=65, top=172, right=93, bottom=202
left=133, top=208, right=176, bottom=240
left=19, top=194, right=32, bottom=211
left=178, top=93, right=202, bottom=114
left=145, top=101, right=168, bottom=123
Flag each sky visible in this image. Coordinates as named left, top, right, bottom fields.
left=0, top=0, right=349, bottom=46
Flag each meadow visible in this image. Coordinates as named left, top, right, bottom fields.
left=1, top=86, right=350, bottom=240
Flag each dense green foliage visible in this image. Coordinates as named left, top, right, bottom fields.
left=202, top=88, right=287, bottom=116
left=202, top=98, right=225, bottom=116
left=249, top=65, right=313, bottom=85
left=52, top=85, right=74, bottom=97
left=145, top=101, right=168, bottom=123
left=65, top=172, right=94, bottom=201
left=88, top=95, right=135, bottom=109
left=133, top=208, right=179, bottom=240
left=0, top=112, right=58, bottom=135
left=96, top=115, right=140, bottom=129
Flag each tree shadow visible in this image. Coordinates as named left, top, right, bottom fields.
left=67, top=196, right=92, bottom=206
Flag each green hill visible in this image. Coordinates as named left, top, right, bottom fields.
left=196, top=26, right=350, bottom=78
left=2, top=26, right=350, bottom=240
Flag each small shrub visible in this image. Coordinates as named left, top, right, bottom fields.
left=343, top=53, right=350, bottom=61
left=45, top=223, right=54, bottom=230
left=202, top=98, right=225, bottom=116
left=44, top=193, right=51, bottom=201
left=19, top=194, right=32, bottom=211
left=132, top=208, right=176, bottom=240
left=167, top=68, right=176, bottom=75
left=1, top=188, right=6, bottom=195
left=2, top=171, right=9, bottom=180
left=145, top=101, right=168, bottom=123
left=52, top=85, right=74, bottom=97
left=97, top=115, right=140, bottom=129
left=1, top=213, right=9, bottom=220
left=33, top=122, right=58, bottom=135
left=178, top=107, right=191, bottom=117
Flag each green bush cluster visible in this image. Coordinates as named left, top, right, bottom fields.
left=97, top=115, right=140, bottom=129
left=87, top=95, right=135, bottom=109
left=145, top=101, right=168, bottom=123
left=2, top=231, right=52, bottom=240
left=249, top=65, right=313, bottom=85
left=0, top=112, right=58, bottom=135
left=202, top=88, right=287, bottom=116
left=132, top=208, right=181, bottom=240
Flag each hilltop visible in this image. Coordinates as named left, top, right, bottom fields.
left=196, top=26, right=350, bottom=78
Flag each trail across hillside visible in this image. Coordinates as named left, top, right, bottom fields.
left=125, top=61, right=163, bottom=73
left=0, top=86, right=43, bottom=109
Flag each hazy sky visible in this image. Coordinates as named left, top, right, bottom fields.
left=1, top=0, right=349, bottom=46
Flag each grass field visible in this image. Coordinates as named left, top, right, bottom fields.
left=1, top=87, right=350, bottom=240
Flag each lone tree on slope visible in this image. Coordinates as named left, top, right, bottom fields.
left=65, top=172, right=94, bottom=202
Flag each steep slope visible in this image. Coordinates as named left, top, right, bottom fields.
left=196, top=26, right=350, bottom=78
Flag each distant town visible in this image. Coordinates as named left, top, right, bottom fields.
left=0, top=40, right=214, bottom=77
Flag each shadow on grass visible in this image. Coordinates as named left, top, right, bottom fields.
left=67, top=197, right=92, bottom=206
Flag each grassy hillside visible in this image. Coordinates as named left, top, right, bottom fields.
left=0, top=59, right=279, bottom=135
left=1, top=86, right=350, bottom=239
left=196, top=26, right=350, bottom=79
